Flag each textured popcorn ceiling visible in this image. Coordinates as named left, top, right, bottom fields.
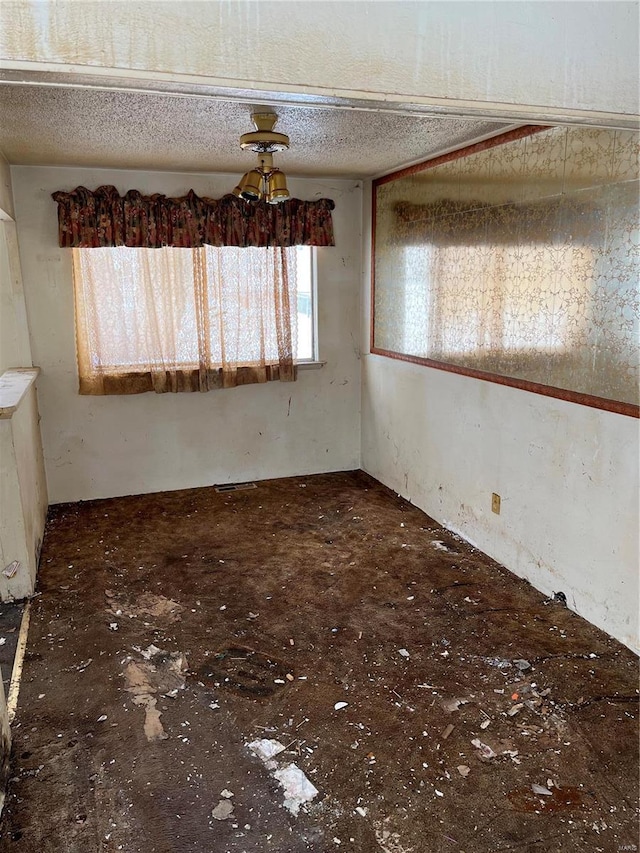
left=0, top=85, right=510, bottom=178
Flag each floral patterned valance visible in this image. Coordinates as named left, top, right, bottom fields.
left=51, top=186, right=335, bottom=248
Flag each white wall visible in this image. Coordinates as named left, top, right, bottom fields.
left=0, top=162, right=47, bottom=603
left=1, top=1, right=638, bottom=121
left=361, top=185, right=639, bottom=654
left=11, top=381, right=47, bottom=590
left=0, top=220, right=32, bottom=373
left=0, top=378, right=48, bottom=599
left=12, top=166, right=362, bottom=504
left=0, top=158, right=32, bottom=374
left=0, top=155, right=14, bottom=219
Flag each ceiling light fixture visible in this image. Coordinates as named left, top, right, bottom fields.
left=233, top=113, right=291, bottom=204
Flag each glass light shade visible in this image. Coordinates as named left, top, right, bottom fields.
left=266, top=170, right=290, bottom=204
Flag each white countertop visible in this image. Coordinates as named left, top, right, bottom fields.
left=0, top=368, right=40, bottom=419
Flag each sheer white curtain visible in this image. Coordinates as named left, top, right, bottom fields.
left=72, top=245, right=298, bottom=394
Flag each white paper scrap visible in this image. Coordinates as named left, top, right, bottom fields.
left=2, top=561, right=19, bottom=579
left=247, top=738, right=286, bottom=763
left=273, top=763, right=319, bottom=815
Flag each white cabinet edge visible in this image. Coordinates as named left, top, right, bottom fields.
left=0, top=368, right=40, bottom=419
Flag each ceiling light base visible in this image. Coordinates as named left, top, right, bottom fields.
left=240, top=112, right=290, bottom=153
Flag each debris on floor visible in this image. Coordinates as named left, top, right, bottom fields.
left=248, top=736, right=319, bottom=815
left=247, top=738, right=286, bottom=767
left=123, top=645, right=187, bottom=742
left=0, top=471, right=637, bottom=852
left=211, top=799, right=234, bottom=821
left=273, top=763, right=319, bottom=816
left=105, top=589, right=182, bottom=622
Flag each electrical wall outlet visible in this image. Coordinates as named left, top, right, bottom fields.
left=491, top=493, right=501, bottom=514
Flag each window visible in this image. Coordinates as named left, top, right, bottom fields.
left=294, top=246, right=316, bottom=363
left=53, top=185, right=335, bottom=394
left=72, top=244, right=316, bottom=394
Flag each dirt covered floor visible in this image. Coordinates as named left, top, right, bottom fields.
left=0, top=471, right=637, bottom=852
left=0, top=603, right=24, bottom=699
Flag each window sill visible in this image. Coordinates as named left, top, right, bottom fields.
left=297, top=361, right=326, bottom=371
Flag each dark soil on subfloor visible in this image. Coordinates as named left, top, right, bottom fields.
left=0, top=471, right=637, bottom=852
left=0, top=603, right=24, bottom=697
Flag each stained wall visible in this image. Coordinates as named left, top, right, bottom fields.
left=0, top=165, right=47, bottom=602
left=12, top=166, right=362, bottom=504
left=0, top=158, right=31, bottom=374
left=362, top=168, right=640, bottom=652
left=0, top=1, right=638, bottom=120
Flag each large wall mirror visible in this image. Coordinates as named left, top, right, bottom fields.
left=372, top=126, right=639, bottom=417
